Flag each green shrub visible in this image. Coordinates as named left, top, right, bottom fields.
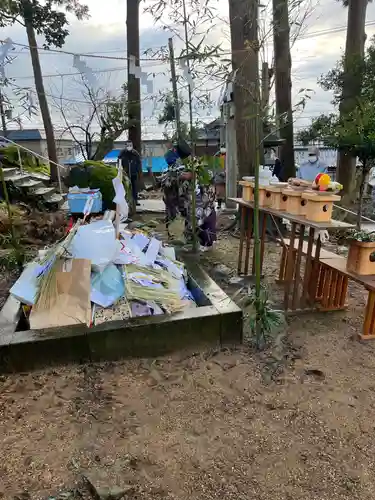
left=66, top=161, right=132, bottom=209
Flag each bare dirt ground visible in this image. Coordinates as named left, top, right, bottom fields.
left=1, top=210, right=375, bottom=499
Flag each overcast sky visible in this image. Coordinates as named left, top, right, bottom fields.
left=1, top=0, right=375, bottom=140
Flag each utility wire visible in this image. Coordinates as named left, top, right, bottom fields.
left=2, top=19, right=375, bottom=63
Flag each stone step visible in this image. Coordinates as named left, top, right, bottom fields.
left=5, top=173, right=31, bottom=184
left=14, top=178, right=44, bottom=189
left=45, top=192, right=64, bottom=204
left=30, top=186, right=55, bottom=198
left=29, top=172, right=50, bottom=182
left=2, top=167, right=19, bottom=179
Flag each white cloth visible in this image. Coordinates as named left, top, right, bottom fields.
left=369, top=167, right=375, bottom=187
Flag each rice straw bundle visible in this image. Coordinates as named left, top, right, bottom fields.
left=34, top=220, right=82, bottom=310
left=123, top=264, right=185, bottom=313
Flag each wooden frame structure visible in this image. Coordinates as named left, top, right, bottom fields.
left=230, top=198, right=353, bottom=312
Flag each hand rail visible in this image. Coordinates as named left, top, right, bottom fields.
left=0, top=135, right=63, bottom=194
left=333, top=203, right=375, bottom=225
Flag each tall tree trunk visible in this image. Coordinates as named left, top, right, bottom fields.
left=126, top=0, right=141, bottom=155
left=338, top=0, right=368, bottom=196
left=273, top=0, right=295, bottom=180
left=25, top=21, right=58, bottom=182
left=229, top=0, right=260, bottom=179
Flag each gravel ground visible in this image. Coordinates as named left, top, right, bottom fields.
left=1, top=212, right=375, bottom=499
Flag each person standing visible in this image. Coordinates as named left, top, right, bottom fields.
left=119, top=141, right=142, bottom=206
left=213, top=145, right=226, bottom=209
left=297, top=146, right=328, bottom=182
left=271, top=149, right=283, bottom=181
left=298, top=146, right=330, bottom=243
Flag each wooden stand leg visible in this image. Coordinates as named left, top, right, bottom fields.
left=339, top=277, right=349, bottom=308
left=292, top=224, right=305, bottom=310
left=321, top=268, right=332, bottom=309
left=301, top=227, right=314, bottom=307
left=360, top=290, right=375, bottom=340
left=244, top=208, right=253, bottom=276
left=259, top=212, right=267, bottom=273
left=237, top=206, right=246, bottom=275
left=315, top=263, right=325, bottom=302
left=283, top=223, right=297, bottom=310
left=278, top=246, right=287, bottom=282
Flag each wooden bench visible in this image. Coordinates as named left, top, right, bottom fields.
left=277, top=238, right=349, bottom=311
left=320, top=257, right=375, bottom=340
left=277, top=238, right=375, bottom=339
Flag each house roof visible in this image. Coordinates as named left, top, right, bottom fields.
left=196, top=118, right=221, bottom=140
left=0, top=129, right=42, bottom=141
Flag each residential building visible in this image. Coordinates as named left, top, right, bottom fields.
left=1, top=129, right=75, bottom=163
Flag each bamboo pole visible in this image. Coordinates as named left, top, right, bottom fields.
left=0, top=166, right=22, bottom=268
left=115, top=160, right=123, bottom=239
left=181, top=0, right=198, bottom=253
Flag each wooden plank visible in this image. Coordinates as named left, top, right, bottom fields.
left=309, top=236, right=322, bottom=304
left=228, top=198, right=355, bottom=231
left=302, top=227, right=315, bottom=305
left=244, top=206, right=253, bottom=275
left=320, top=257, right=375, bottom=292
left=334, top=274, right=344, bottom=308
left=340, top=278, right=349, bottom=307
left=276, top=238, right=340, bottom=260
left=328, top=270, right=338, bottom=309
left=279, top=246, right=287, bottom=281
left=292, top=225, right=305, bottom=309
left=237, top=205, right=246, bottom=274
left=321, top=268, right=332, bottom=309
left=284, top=223, right=297, bottom=310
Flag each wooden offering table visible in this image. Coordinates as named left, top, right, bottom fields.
left=228, top=198, right=354, bottom=312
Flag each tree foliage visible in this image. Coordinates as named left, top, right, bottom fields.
left=157, top=92, right=198, bottom=143
left=298, top=36, right=375, bottom=146
left=0, top=0, right=88, bottom=47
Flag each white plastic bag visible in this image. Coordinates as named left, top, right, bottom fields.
left=113, top=174, right=129, bottom=221
left=315, top=229, right=329, bottom=243
left=70, top=220, right=117, bottom=273
left=90, top=264, right=125, bottom=308
left=113, top=234, right=147, bottom=266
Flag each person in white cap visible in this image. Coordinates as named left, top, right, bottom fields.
left=297, top=146, right=328, bottom=182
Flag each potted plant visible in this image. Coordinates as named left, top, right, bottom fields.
left=347, top=229, right=375, bottom=275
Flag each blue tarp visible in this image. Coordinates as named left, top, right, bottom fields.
left=63, top=149, right=168, bottom=173
left=103, top=149, right=121, bottom=163
left=142, top=157, right=168, bottom=173
left=104, top=149, right=168, bottom=173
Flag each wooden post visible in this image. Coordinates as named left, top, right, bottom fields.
left=225, top=99, right=238, bottom=208
left=229, top=0, right=260, bottom=178
left=126, top=0, right=141, bottom=154
left=273, top=0, right=295, bottom=180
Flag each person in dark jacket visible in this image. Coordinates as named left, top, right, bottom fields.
left=271, top=148, right=283, bottom=181
left=119, top=141, right=142, bottom=205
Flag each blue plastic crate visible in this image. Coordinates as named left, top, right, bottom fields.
left=67, top=189, right=102, bottom=214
